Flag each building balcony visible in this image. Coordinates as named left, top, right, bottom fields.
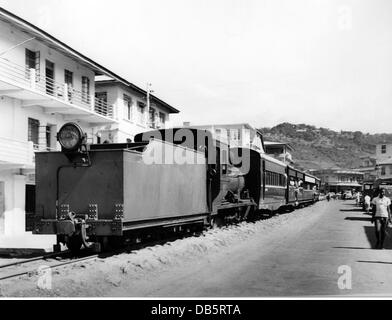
left=147, top=121, right=165, bottom=130
left=0, top=57, right=117, bottom=124
left=0, top=136, right=60, bottom=170
left=0, top=137, right=35, bottom=169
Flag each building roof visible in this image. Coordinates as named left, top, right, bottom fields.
left=328, top=182, right=362, bottom=187
left=190, top=123, right=258, bottom=130
left=311, top=168, right=364, bottom=175
left=95, top=80, right=179, bottom=114
left=377, top=160, right=392, bottom=165
left=264, top=141, right=294, bottom=151
left=0, top=7, right=179, bottom=114
left=359, top=155, right=376, bottom=160
left=335, top=170, right=364, bottom=175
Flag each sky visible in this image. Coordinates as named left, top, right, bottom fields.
left=0, top=0, right=391, bottom=133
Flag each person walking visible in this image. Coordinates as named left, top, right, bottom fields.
left=356, top=192, right=361, bottom=206
left=364, top=194, right=371, bottom=215
left=371, top=188, right=391, bottom=249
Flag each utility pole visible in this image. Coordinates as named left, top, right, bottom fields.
left=146, top=83, right=154, bottom=127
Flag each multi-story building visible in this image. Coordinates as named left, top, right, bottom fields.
left=184, top=123, right=265, bottom=153
left=94, top=79, right=178, bottom=143
left=309, top=168, right=363, bottom=193
left=0, top=8, right=178, bottom=245
left=374, top=143, right=392, bottom=180
left=355, top=155, right=377, bottom=183
left=263, top=141, right=294, bottom=164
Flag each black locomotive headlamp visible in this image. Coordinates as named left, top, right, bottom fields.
left=57, top=122, right=84, bottom=152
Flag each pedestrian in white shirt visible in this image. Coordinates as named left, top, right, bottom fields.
left=356, top=192, right=361, bottom=206
left=364, top=194, right=371, bottom=215
left=371, top=188, right=391, bottom=249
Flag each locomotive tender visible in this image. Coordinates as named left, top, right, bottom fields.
left=33, top=123, right=320, bottom=252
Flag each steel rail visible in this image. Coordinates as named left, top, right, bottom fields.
left=0, top=253, right=99, bottom=281
left=0, top=250, right=70, bottom=269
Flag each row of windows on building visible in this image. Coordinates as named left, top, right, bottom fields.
left=26, top=48, right=92, bottom=104
left=322, top=175, right=361, bottom=183
left=27, top=110, right=166, bottom=151
left=123, top=94, right=166, bottom=127
left=214, top=128, right=242, bottom=141
left=25, top=49, right=166, bottom=126
left=379, top=165, right=392, bottom=175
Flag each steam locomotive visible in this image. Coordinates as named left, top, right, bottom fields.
left=33, top=123, right=320, bottom=252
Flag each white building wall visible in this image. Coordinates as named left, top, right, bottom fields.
left=0, top=95, right=106, bottom=236
left=0, top=21, right=110, bottom=237
left=0, top=15, right=176, bottom=239
left=375, top=143, right=392, bottom=180
left=0, top=20, right=96, bottom=104
left=376, top=143, right=392, bottom=163
left=95, top=83, right=171, bottom=142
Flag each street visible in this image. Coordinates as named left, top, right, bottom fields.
left=121, top=199, right=392, bottom=297
left=2, top=199, right=392, bottom=297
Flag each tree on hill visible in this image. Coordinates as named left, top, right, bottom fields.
left=258, top=122, right=389, bottom=170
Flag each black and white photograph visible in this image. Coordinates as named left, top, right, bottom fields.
left=0, top=0, right=391, bottom=302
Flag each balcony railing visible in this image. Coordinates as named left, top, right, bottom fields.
left=0, top=57, right=114, bottom=119
left=147, top=121, right=165, bottom=129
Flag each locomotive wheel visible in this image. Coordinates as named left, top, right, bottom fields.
left=210, top=215, right=224, bottom=228
left=108, top=236, right=124, bottom=249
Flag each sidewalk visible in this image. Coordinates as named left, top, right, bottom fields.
left=0, top=232, right=56, bottom=256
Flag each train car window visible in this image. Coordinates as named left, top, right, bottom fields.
left=265, top=171, right=287, bottom=187
left=279, top=174, right=286, bottom=187
left=266, top=171, right=271, bottom=185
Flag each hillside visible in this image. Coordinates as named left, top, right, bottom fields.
left=259, top=123, right=392, bottom=171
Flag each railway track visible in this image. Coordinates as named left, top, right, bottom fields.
left=0, top=228, right=207, bottom=282
left=0, top=214, right=276, bottom=282
left=0, top=250, right=99, bottom=281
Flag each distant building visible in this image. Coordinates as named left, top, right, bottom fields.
left=374, top=143, right=392, bottom=180
left=309, top=169, right=363, bottom=193
left=263, top=141, right=294, bottom=164
left=184, top=123, right=265, bottom=153
left=354, top=156, right=377, bottom=183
